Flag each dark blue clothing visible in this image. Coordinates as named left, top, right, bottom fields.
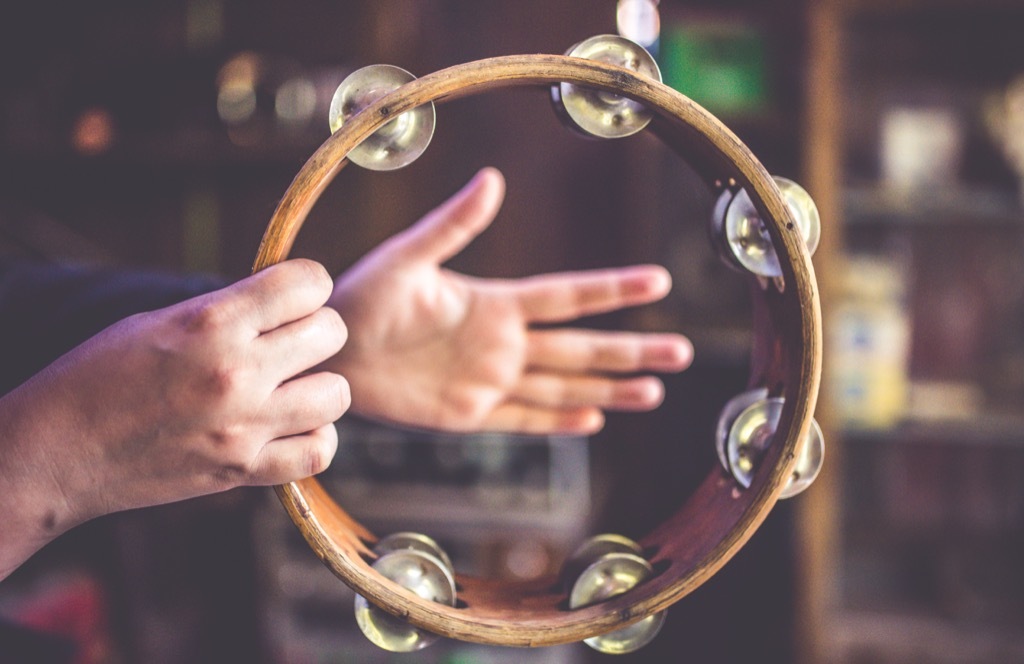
left=0, top=260, right=223, bottom=396
left=0, top=619, right=76, bottom=664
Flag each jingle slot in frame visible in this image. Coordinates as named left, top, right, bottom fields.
left=253, top=54, right=822, bottom=648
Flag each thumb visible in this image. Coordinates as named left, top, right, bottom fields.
left=391, top=167, right=506, bottom=264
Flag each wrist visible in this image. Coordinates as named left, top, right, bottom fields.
left=0, top=375, right=89, bottom=579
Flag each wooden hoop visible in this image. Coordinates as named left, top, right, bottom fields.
left=253, top=54, right=822, bottom=647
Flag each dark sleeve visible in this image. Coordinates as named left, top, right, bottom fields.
left=0, top=260, right=226, bottom=396
left=0, top=617, right=77, bottom=664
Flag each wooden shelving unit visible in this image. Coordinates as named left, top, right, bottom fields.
left=800, top=1, right=1024, bottom=661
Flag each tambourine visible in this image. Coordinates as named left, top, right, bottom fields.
left=253, top=35, right=823, bottom=654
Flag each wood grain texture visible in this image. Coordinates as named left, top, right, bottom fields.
left=253, top=54, right=822, bottom=647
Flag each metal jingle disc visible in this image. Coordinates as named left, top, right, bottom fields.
left=726, top=397, right=784, bottom=490
left=354, top=549, right=456, bottom=652
left=561, top=533, right=643, bottom=586
left=554, top=35, right=661, bottom=139
left=778, top=416, right=825, bottom=499
left=715, top=387, right=769, bottom=474
left=709, top=186, right=746, bottom=271
left=374, top=531, right=454, bottom=574
left=726, top=397, right=825, bottom=498
left=569, top=553, right=666, bottom=654
left=328, top=64, right=435, bottom=171
left=724, top=176, right=821, bottom=277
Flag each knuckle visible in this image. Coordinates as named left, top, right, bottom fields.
left=594, top=341, right=624, bottom=369
left=205, top=362, right=244, bottom=399
left=210, top=438, right=258, bottom=485
left=207, top=422, right=249, bottom=454
left=533, top=331, right=558, bottom=354
left=208, top=430, right=256, bottom=487
left=479, top=355, right=515, bottom=390
left=214, top=463, right=249, bottom=489
left=181, top=298, right=235, bottom=336
left=443, top=390, right=488, bottom=427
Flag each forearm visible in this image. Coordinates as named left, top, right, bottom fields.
left=0, top=375, right=81, bottom=581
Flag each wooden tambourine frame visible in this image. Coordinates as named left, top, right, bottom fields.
left=252, top=54, right=821, bottom=647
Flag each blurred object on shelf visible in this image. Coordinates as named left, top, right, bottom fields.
left=881, top=105, right=962, bottom=194
left=216, top=52, right=345, bottom=147
left=833, top=608, right=1024, bottom=664
left=912, top=271, right=985, bottom=379
left=616, top=0, right=661, bottom=53
left=857, top=439, right=1024, bottom=616
left=844, top=185, right=1023, bottom=227
left=181, top=184, right=221, bottom=273
left=907, top=229, right=1017, bottom=395
left=829, top=254, right=911, bottom=429
left=904, top=380, right=983, bottom=423
left=323, top=418, right=590, bottom=540
left=184, top=0, right=225, bottom=52
left=659, top=16, right=769, bottom=119
left=70, top=107, right=116, bottom=156
left=983, top=74, right=1024, bottom=207
left=844, top=185, right=1024, bottom=415
left=274, top=76, right=317, bottom=129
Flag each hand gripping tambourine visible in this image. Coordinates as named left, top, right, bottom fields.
left=253, top=36, right=823, bottom=655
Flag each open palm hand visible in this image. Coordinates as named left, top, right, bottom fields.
left=327, top=168, right=693, bottom=435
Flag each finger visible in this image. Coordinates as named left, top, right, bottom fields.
left=390, top=167, right=506, bottom=264
left=230, top=259, right=335, bottom=333
left=516, top=265, right=672, bottom=323
left=260, top=371, right=351, bottom=437
left=483, top=403, right=605, bottom=436
left=247, top=424, right=340, bottom=485
left=528, top=329, right=693, bottom=374
left=511, top=373, right=665, bottom=411
left=257, top=307, right=348, bottom=383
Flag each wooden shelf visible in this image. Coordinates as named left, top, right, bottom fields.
left=842, top=413, right=1024, bottom=448
left=833, top=608, right=1024, bottom=663
left=845, top=186, right=1024, bottom=228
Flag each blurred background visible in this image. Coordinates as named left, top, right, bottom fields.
left=1, top=0, right=1023, bottom=662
